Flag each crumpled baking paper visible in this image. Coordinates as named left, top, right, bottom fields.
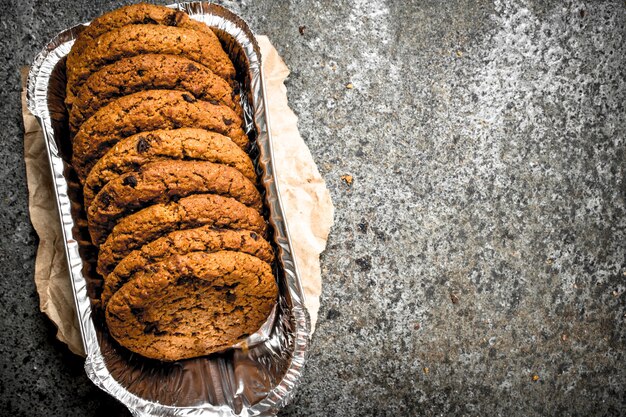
left=21, top=36, right=334, bottom=356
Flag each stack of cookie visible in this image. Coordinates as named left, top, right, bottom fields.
left=65, top=3, right=277, bottom=362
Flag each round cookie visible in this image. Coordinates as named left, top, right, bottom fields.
left=105, top=251, right=278, bottom=361
left=70, top=54, right=243, bottom=132
left=97, top=194, right=268, bottom=277
left=72, top=90, right=247, bottom=182
left=101, top=227, right=274, bottom=309
left=83, top=128, right=256, bottom=208
left=87, top=160, right=262, bottom=245
left=66, top=24, right=235, bottom=106
left=67, top=3, right=215, bottom=64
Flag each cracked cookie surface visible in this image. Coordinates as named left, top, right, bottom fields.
left=101, top=227, right=274, bottom=309
left=66, top=23, right=235, bottom=106
left=97, top=193, right=268, bottom=277
left=72, top=90, right=247, bottom=182
left=87, top=160, right=262, bottom=245
left=83, top=128, right=256, bottom=208
left=70, top=54, right=242, bottom=132
left=105, top=251, right=277, bottom=361
left=67, top=3, right=215, bottom=62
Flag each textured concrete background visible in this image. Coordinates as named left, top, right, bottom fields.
left=1, top=0, right=625, bottom=416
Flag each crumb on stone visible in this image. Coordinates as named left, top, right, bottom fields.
left=450, top=293, right=459, bottom=304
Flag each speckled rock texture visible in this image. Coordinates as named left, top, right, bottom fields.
left=1, top=0, right=624, bottom=416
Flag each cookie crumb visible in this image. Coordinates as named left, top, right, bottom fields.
left=341, top=175, right=353, bottom=185
left=450, top=293, right=459, bottom=304
left=345, top=82, right=354, bottom=89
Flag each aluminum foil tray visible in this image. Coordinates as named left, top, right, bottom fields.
left=26, top=2, right=310, bottom=416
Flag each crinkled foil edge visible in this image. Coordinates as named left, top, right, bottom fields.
left=26, top=2, right=311, bottom=416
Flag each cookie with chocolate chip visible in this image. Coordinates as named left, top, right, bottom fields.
left=101, top=227, right=273, bottom=309
left=96, top=193, right=268, bottom=277
left=87, top=160, right=262, bottom=245
left=67, top=3, right=216, bottom=63
left=83, top=128, right=255, bottom=208
left=105, top=251, right=277, bottom=361
left=66, top=23, right=235, bottom=106
left=72, top=90, right=247, bottom=182
left=70, top=54, right=242, bottom=132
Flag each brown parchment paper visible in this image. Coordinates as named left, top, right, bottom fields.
left=21, top=36, right=334, bottom=357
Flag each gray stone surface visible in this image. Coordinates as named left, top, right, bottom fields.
left=1, top=0, right=624, bottom=415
